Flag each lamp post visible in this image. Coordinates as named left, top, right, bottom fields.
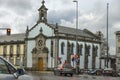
left=106, top=3, right=109, bottom=68
left=73, top=0, right=79, bottom=74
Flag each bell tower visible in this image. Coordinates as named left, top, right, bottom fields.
left=38, top=0, right=48, bottom=23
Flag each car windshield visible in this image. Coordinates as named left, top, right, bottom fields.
left=0, top=57, right=16, bottom=74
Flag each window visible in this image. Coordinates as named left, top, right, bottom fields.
left=3, top=46, right=7, bottom=57
left=95, top=46, right=98, bottom=56
left=51, top=40, right=53, bottom=57
left=61, top=42, right=65, bottom=55
left=118, top=47, right=120, bottom=53
left=87, top=45, right=90, bottom=56
left=10, top=45, right=13, bottom=57
left=67, top=42, right=71, bottom=54
left=92, top=45, right=98, bottom=57
left=77, top=43, right=80, bottom=55
left=71, top=43, right=74, bottom=55
left=77, top=44, right=83, bottom=55
left=118, top=36, right=120, bottom=42
left=17, top=44, right=20, bottom=57
left=79, top=44, right=83, bottom=55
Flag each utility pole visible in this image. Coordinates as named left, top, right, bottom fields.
left=106, top=3, right=109, bottom=68
left=73, top=0, right=79, bottom=74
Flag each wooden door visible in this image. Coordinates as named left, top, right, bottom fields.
left=38, top=58, right=43, bottom=71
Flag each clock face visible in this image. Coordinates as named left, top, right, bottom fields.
left=38, top=40, right=43, bottom=46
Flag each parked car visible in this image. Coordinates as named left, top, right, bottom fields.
left=0, top=56, right=33, bottom=80
left=83, top=69, right=90, bottom=74
left=102, top=68, right=113, bottom=76
left=112, top=70, right=120, bottom=77
left=54, top=63, right=74, bottom=76
left=88, top=69, right=102, bottom=76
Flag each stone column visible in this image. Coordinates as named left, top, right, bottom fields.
left=54, top=37, right=59, bottom=67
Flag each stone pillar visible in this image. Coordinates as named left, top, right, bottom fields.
left=54, top=37, right=59, bottom=67
left=14, top=56, right=16, bottom=66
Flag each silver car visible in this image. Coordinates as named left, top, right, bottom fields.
left=0, top=56, right=33, bottom=80
left=54, top=63, right=74, bottom=76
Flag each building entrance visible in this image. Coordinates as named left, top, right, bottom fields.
left=38, top=57, right=43, bottom=71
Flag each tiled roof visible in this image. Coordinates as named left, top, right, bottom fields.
left=0, top=33, right=25, bottom=42
left=0, top=23, right=99, bottom=42
left=49, top=24, right=99, bottom=39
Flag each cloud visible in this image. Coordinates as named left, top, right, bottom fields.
left=0, top=0, right=120, bottom=55
left=0, top=0, right=39, bottom=34
left=48, top=9, right=75, bottom=23
left=0, top=0, right=32, bottom=16
left=113, top=22, right=120, bottom=29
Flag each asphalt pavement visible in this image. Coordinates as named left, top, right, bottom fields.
left=27, top=71, right=120, bottom=80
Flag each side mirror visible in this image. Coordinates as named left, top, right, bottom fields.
left=17, top=68, right=25, bottom=75
left=13, top=68, right=25, bottom=79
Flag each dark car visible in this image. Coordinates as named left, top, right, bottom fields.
left=102, top=68, right=113, bottom=76
left=88, top=69, right=102, bottom=76
left=112, top=70, right=120, bottom=77
left=54, top=63, right=74, bottom=76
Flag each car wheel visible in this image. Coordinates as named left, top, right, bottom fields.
left=64, top=73, right=67, bottom=76
left=60, top=73, right=62, bottom=76
left=96, top=72, right=98, bottom=75
left=70, top=74, right=73, bottom=77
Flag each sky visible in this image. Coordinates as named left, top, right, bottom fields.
left=0, top=0, right=120, bottom=55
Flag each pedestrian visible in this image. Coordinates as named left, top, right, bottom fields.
left=64, top=60, right=67, bottom=64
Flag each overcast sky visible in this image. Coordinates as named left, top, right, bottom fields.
left=0, top=0, right=120, bottom=55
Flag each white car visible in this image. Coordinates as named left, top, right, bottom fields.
left=0, top=56, right=33, bottom=80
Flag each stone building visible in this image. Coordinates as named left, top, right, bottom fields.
left=115, top=31, right=120, bottom=71
left=0, top=34, right=25, bottom=67
left=0, top=0, right=108, bottom=70
left=25, top=0, right=103, bottom=70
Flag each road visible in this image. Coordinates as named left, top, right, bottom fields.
left=27, top=71, right=120, bottom=80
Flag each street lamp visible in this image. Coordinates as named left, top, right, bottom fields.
left=73, top=0, right=79, bottom=74
left=106, top=3, right=109, bottom=68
